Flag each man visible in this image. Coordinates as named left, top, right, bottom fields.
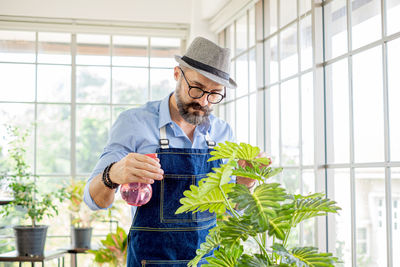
left=84, top=36, right=255, bottom=266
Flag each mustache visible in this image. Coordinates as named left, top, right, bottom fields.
left=187, top=102, right=211, bottom=112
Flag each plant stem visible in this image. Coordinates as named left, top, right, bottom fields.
left=219, top=185, right=240, bottom=220
left=253, top=235, right=272, bottom=265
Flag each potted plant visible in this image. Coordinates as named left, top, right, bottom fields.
left=67, top=179, right=101, bottom=249
left=176, top=141, right=341, bottom=266
left=0, top=125, right=66, bottom=256
left=88, top=226, right=128, bottom=267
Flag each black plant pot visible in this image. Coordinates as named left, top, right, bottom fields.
left=13, top=225, right=48, bottom=256
left=71, top=227, right=92, bottom=249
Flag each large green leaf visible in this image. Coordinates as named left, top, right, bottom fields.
left=267, top=206, right=293, bottom=241
left=176, top=162, right=235, bottom=215
left=203, top=243, right=244, bottom=267
left=291, top=193, right=341, bottom=227
left=209, top=142, right=260, bottom=162
left=219, top=216, right=258, bottom=246
left=237, top=254, right=270, bottom=267
left=229, top=183, right=287, bottom=231
left=232, top=166, right=283, bottom=182
left=272, top=244, right=338, bottom=267
left=188, top=227, right=221, bottom=267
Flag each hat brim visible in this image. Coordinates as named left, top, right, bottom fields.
left=175, top=55, right=237, bottom=89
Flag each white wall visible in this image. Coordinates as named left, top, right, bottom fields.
left=0, top=0, right=192, bottom=24
left=0, top=0, right=237, bottom=47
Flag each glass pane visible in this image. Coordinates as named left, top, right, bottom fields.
left=326, top=59, right=349, bottom=164
left=0, top=30, right=35, bottom=63
left=226, top=62, right=236, bottom=101
left=353, top=47, right=384, bottom=163
left=236, top=15, right=248, bottom=55
left=280, top=0, right=297, bottom=27
left=37, top=105, right=70, bottom=174
left=281, top=78, right=299, bottom=166
left=264, top=0, right=278, bottom=36
left=37, top=65, right=71, bottom=102
left=266, top=85, right=280, bottom=165
left=351, top=0, right=381, bottom=50
left=227, top=24, right=235, bottom=53
left=387, top=0, right=400, bottom=35
left=249, top=8, right=255, bottom=47
left=388, top=38, right=400, bottom=161
left=113, top=67, right=148, bottom=104
left=264, top=36, right=279, bottom=85
left=392, top=168, right=400, bottom=267
left=249, top=93, right=257, bottom=146
left=0, top=63, right=35, bottom=102
left=280, top=23, right=298, bottom=79
left=300, top=15, right=312, bottom=71
left=302, top=169, right=315, bottom=195
left=150, top=68, right=174, bottom=101
left=76, top=66, right=110, bottom=103
left=150, top=37, right=180, bottom=68
left=355, top=168, right=386, bottom=267
left=249, top=49, right=256, bottom=93
left=236, top=96, right=249, bottom=143
left=0, top=104, right=35, bottom=168
left=112, top=36, right=148, bottom=67
left=236, top=54, right=248, bottom=97
left=76, top=105, right=110, bottom=174
left=303, top=169, right=316, bottom=247
left=327, top=169, right=351, bottom=267
left=301, top=72, right=314, bottom=166
left=218, top=103, right=225, bottom=120
left=226, top=101, right=236, bottom=138
left=77, top=34, right=110, bottom=65
left=300, top=0, right=312, bottom=15
left=38, top=177, right=70, bottom=235
left=38, top=32, right=71, bottom=64
left=324, top=0, right=348, bottom=60
left=282, top=169, right=300, bottom=194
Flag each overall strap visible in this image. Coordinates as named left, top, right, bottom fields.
left=159, top=125, right=169, bottom=149
left=205, top=132, right=216, bottom=149
left=158, top=125, right=216, bottom=149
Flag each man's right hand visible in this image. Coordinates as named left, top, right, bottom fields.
left=108, top=153, right=164, bottom=185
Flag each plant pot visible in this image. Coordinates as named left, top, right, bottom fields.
left=13, top=225, right=48, bottom=256
left=71, top=227, right=92, bottom=249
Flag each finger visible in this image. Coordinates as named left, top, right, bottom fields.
left=131, top=159, right=163, bottom=175
left=129, top=167, right=164, bottom=181
left=134, top=153, right=161, bottom=167
left=132, top=176, right=155, bottom=184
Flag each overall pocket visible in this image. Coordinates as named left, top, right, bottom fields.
left=160, top=174, right=214, bottom=223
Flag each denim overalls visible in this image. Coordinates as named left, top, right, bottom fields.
left=127, top=125, right=221, bottom=267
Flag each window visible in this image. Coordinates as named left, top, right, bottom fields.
left=219, top=0, right=400, bottom=266
left=0, top=29, right=181, bottom=258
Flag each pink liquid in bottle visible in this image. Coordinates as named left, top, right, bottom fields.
left=120, top=153, right=156, bottom=206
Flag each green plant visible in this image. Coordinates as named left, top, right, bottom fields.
left=67, top=179, right=100, bottom=228
left=176, top=142, right=341, bottom=266
left=88, top=226, right=128, bottom=267
left=0, top=125, right=66, bottom=227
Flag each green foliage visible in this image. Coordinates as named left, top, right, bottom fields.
left=176, top=141, right=341, bottom=267
left=0, top=125, right=66, bottom=227
left=88, top=226, right=128, bottom=267
left=66, top=179, right=100, bottom=228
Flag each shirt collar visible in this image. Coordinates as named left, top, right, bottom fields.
left=158, top=93, right=173, bottom=129
left=157, top=92, right=213, bottom=134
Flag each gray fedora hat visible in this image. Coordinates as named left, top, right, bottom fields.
left=175, top=36, right=237, bottom=89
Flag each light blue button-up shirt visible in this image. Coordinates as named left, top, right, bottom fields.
left=84, top=93, right=234, bottom=211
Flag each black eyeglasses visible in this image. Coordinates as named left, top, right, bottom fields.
left=179, top=67, right=225, bottom=104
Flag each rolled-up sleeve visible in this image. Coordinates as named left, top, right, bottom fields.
left=84, top=111, right=136, bottom=210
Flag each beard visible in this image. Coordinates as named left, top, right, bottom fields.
left=175, top=80, right=213, bottom=126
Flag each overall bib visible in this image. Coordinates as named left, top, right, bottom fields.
left=127, top=126, right=221, bottom=267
